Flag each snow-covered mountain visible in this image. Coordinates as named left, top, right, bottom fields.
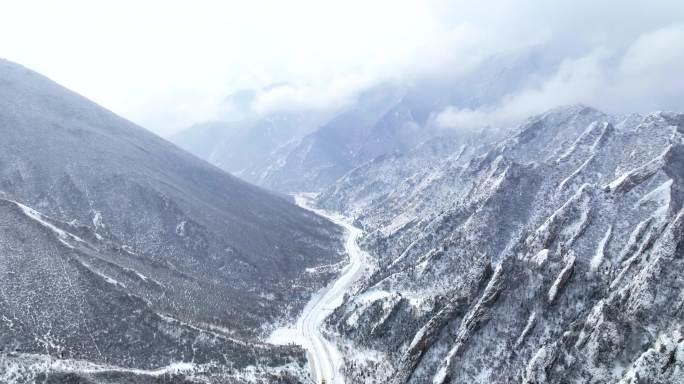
left=314, top=105, right=684, bottom=383
left=170, top=105, right=331, bottom=183
left=0, top=59, right=343, bottom=383
left=172, top=46, right=566, bottom=193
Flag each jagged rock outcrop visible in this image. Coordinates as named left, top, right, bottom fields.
left=317, top=106, right=684, bottom=383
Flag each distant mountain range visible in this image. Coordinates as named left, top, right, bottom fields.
left=171, top=46, right=565, bottom=193
left=0, top=59, right=342, bottom=383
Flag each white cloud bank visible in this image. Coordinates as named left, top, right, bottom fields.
left=435, top=24, right=684, bottom=131
left=250, top=73, right=376, bottom=116
left=1, top=1, right=683, bottom=134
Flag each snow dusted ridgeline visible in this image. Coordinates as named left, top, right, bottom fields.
left=0, top=59, right=344, bottom=382
left=268, top=193, right=371, bottom=384
left=174, top=48, right=576, bottom=195
left=315, top=106, right=684, bottom=383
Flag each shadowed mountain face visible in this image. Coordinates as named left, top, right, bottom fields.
left=0, top=59, right=342, bottom=382
left=253, top=83, right=425, bottom=192
left=316, top=105, right=684, bottom=383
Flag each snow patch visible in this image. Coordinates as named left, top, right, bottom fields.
left=558, top=155, right=594, bottom=191
left=267, top=326, right=304, bottom=346
left=590, top=226, right=613, bottom=272
left=605, top=145, right=671, bottom=193
left=91, top=210, right=104, bottom=230
left=79, top=261, right=126, bottom=288
left=532, top=249, right=549, bottom=267
left=380, top=212, right=414, bottom=237
left=355, top=289, right=393, bottom=304
left=10, top=199, right=86, bottom=248
left=548, top=253, right=576, bottom=303
left=175, top=220, right=187, bottom=236
left=516, top=312, right=537, bottom=346
left=636, top=179, right=673, bottom=208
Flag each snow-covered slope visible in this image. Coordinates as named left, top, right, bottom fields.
left=0, top=59, right=343, bottom=382
left=316, top=105, right=684, bottom=383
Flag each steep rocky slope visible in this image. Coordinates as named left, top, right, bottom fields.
left=317, top=105, right=684, bottom=383
left=0, top=59, right=343, bottom=382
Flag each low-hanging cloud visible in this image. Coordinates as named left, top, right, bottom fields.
left=435, top=24, right=684, bottom=131
left=249, top=72, right=377, bottom=116
left=2, top=1, right=684, bottom=135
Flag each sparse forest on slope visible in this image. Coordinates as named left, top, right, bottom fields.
left=0, top=59, right=343, bottom=383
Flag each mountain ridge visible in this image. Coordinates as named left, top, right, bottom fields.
left=314, top=105, right=684, bottom=383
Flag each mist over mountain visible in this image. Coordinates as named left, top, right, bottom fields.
left=170, top=13, right=684, bottom=194
left=172, top=45, right=567, bottom=192
left=170, top=90, right=332, bottom=182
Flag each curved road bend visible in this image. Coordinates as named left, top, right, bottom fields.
left=294, top=194, right=367, bottom=384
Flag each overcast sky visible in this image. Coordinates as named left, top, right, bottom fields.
left=1, top=0, right=683, bottom=136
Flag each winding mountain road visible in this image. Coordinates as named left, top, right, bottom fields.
left=293, top=194, right=367, bottom=384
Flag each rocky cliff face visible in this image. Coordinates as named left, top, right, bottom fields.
left=0, top=59, right=343, bottom=383
left=317, top=105, right=684, bottom=383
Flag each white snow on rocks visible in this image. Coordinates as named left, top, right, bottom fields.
left=175, top=220, right=187, bottom=236
left=8, top=199, right=86, bottom=249
left=523, top=342, right=559, bottom=384
left=558, top=155, right=594, bottom=191
left=516, top=311, right=537, bottom=347
left=531, top=249, right=549, bottom=267
left=605, top=145, right=671, bottom=193
left=433, top=264, right=505, bottom=384
left=526, top=184, right=592, bottom=251
left=556, top=121, right=613, bottom=163
left=548, top=253, right=576, bottom=303
left=636, top=179, right=673, bottom=208
left=380, top=212, right=415, bottom=237
left=91, top=210, right=104, bottom=230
